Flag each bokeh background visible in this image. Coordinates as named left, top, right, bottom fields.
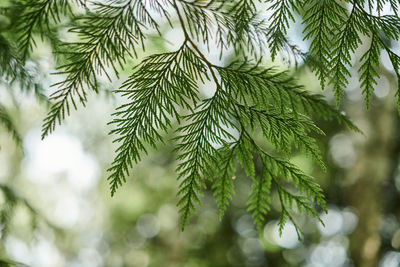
left=1, top=1, right=400, bottom=267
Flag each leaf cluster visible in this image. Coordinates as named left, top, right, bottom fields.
left=302, top=0, right=400, bottom=106
left=3, top=0, right=399, bottom=235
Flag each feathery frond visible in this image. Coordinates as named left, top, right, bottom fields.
left=359, top=33, right=382, bottom=107
left=302, top=0, right=347, bottom=89
left=247, top=162, right=272, bottom=232
left=174, top=89, right=237, bottom=230
left=108, top=44, right=205, bottom=197
left=235, top=104, right=325, bottom=168
left=0, top=33, right=44, bottom=98
left=41, top=0, right=168, bottom=138
left=7, top=0, right=392, bottom=234
left=329, top=3, right=369, bottom=104
left=266, top=0, right=299, bottom=60
left=14, top=0, right=72, bottom=59
left=244, top=133, right=326, bottom=237
left=217, top=61, right=360, bottom=132
left=212, top=143, right=237, bottom=220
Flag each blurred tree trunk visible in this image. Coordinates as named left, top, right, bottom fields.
left=345, top=77, right=400, bottom=267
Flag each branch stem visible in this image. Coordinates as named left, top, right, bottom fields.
left=172, top=0, right=221, bottom=89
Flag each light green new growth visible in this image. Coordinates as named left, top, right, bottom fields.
left=1, top=0, right=399, bottom=235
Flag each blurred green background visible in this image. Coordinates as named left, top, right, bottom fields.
left=1, top=2, right=400, bottom=267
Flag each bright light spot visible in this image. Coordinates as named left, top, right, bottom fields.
left=199, top=79, right=217, bottom=98
left=235, top=214, right=257, bottom=238
left=270, top=222, right=300, bottom=249
left=165, top=28, right=185, bottom=51
left=37, top=57, right=53, bottom=75
left=23, top=130, right=99, bottom=190
left=380, top=251, right=400, bottom=267
left=32, top=238, right=64, bottom=267
left=381, top=52, right=395, bottom=74
left=318, top=208, right=343, bottom=236
left=391, top=229, right=400, bottom=249
left=53, top=194, right=83, bottom=228
left=136, top=214, right=160, bottom=239
left=286, top=21, right=308, bottom=56
left=341, top=208, right=358, bottom=234
left=374, top=77, right=390, bottom=98
left=157, top=204, right=178, bottom=231
left=346, top=69, right=363, bottom=102
left=368, top=2, right=396, bottom=16
left=329, top=133, right=356, bottom=168
left=6, top=236, right=32, bottom=266
left=79, top=248, right=103, bottom=267
left=310, top=240, right=347, bottom=267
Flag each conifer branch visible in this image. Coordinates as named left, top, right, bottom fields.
left=172, top=0, right=240, bottom=229
left=235, top=103, right=325, bottom=168
left=42, top=0, right=168, bottom=139
left=217, top=62, right=361, bottom=132
left=359, top=33, right=381, bottom=107
left=108, top=43, right=205, bottom=196
left=240, top=130, right=326, bottom=237
left=15, top=0, right=72, bottom=59
left=175, top=90, right=236, bottom=230
left=212, top=143, right=237, bottom=220
left=2, top=0, right=376, bottom=234
left=247, top=163, right=272, bottom=232
left=329, top=1, right=365, bottom=104
left=302, top=0, right=346, bottom=89
left=266, top=0, right=298, bottom=60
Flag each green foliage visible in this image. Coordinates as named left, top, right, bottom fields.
left=267, top=0, right=299, bottom=60
left=247, top=162, right=272, bottom=232
left=41, top=0, right=168, bottom=138
left=0, top=30, right=44, bottom=97
left=175, top=90, right=236, bottom=229
left=212, top=144, right=237, bottom=220
left=359, top=32, right=381, bottom=107
left=303, top=0, right=346, bottom=89
left=13, top=0, right=72, bottom=59
left=217, top=61, right=360, bottom=132
left=301, top=0, right=400, bottom=105
left=2, top=0, right=400, bottom=235
left=0, top=2, right=48, bottom=145
left=108, top=44, right=204, bottom=196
